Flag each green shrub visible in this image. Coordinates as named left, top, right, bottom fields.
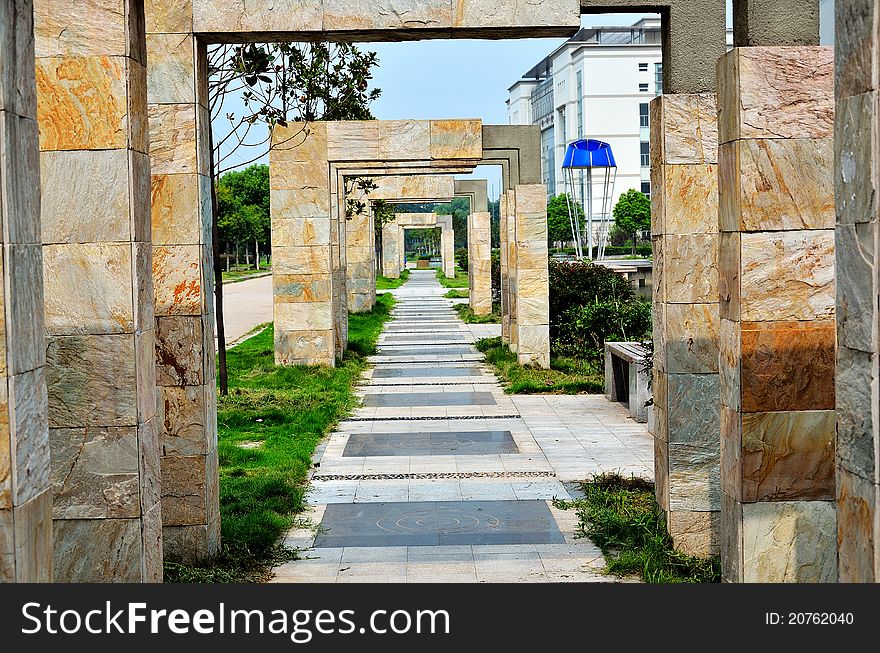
left=418, top=254, right=432, bottom=261
left=455, top=247, right=469, bottom=272
left=555, top=298, right=652, bottom=365
left=548, top=259, right=634, bottom=339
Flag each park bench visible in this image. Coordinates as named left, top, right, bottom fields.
left=604, top=342, right=651, bottom=423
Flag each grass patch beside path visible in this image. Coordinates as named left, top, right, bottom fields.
left=444, top=289, right=469, bottom=299
left=376, top=269, right=410, bottom=290
left=453, top=303, right=501, bottom=324
left=475, top=337, right=603, bottom=394
left=436, top=267, right=469, bottom=288
left=553, top=473, right=721, bottom=583
left=164, top=293, right=394, bottom=583
left=222, top=267, right=271, bottom=283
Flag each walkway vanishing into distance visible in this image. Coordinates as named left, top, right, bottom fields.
left=271, top=270, right=653, bottom=583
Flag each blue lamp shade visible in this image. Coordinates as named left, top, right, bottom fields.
left=562, top=139, right=616, bottom=169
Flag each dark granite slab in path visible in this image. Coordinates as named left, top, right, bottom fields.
left=313, top=500, right=565, bottom=547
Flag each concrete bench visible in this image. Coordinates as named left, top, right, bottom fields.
left=604, top=342, right=651, bottom=423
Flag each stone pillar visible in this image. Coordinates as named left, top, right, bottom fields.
left=732, top=0, right=820, bottom=47
left=270, top=123, right=337, bottom=366
left=469, top=212, right=492, bottom=315
left=717, top=46, right=837, bottom=583
left=346, top=203, right=375, bottom=313
left=0, top=0, right=52, bottom=583
left=500, top=190, right=512, bottom=344
left=145, top=7, right=219, bottom=562
left=511, top=185, right=550, bottom=368
left=381, top=221, right=401, bottom=278
left=650, top=93, right=721, bottom=557
left=834, top=0, right=880, bottom=583
left=35, top=0, right=163, bottom=580
left=440, top=215, right=455, bottom=279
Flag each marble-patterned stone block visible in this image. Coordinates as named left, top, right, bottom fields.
left=430, top=119, right=482, bottom=160
left=4, top=489, right=52, bottom=582
left=741, top=410, right=835, bottom=502
left=835, top=345, right=876, bottom=482
left=836, top=465, right=878, bottom=583
left=43, top=243, right=134, bottom=335
left=834, top=92, right=878, bottom=228
left=717, top=47, right=834, bottom=144
left=650, top=93, right=718, bottom=166
left=660, top=164, right=719, bottom=235
left=151, top=173, right=202, bottom=245
left=146, top=33, right=195, bottom=104
left=193, top=0, right=323, bottom=33
left=50, top=426, right=140, bottom=519
left=35, top=55, right=128, bottom=150
left=668, top=510, right=720, bottom=557
left=662, top=234, right=718, bottom=304
left=740, top=320, right=835, bottom=413
left=720, top=138, right=834, bottom=232
left=835, top=223, right=876, bottom=353
left=152, top=244, right=203, bottom=315
left=52, top=517, right=143, bottom=582
left=664, top=303, right=719, bottom=374
left=741, top=500, right=837, bottom=582
left=156, top=315, right=204, bottom=387
left=669, top=442, right=721, bottom=512
left=377, top=120, right=431, bottom=160
left=148, top=103, right=197, bottom=174
left=739, top=230, right=834, bottom=322
left=46, top=334, right=137, bottom=428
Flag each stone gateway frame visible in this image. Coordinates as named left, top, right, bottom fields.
left=5, top=0, right=878, bottom=585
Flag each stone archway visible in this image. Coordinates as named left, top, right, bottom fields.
left=9, top=0, right=867, bottom=585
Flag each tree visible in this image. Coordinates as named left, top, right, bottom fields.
left=217, top=164, right=270, bottom=268
left=488, top=199, right=500, bottom=248
left=612, top=189, right=651, bottom=256
left=546, top=194, right=583, bottom=247
left=435, top=197, right=470, bottom=249
left=208, top=43, right=381, bottom=394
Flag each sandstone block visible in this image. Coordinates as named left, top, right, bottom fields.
left=274, top=328, right=334, bottom=366
left=4, top=243, right=46, bottom=374
left=148, top=103, right=197, bottom=174
left=50, top=425, right=140, bottom=519
left=52, top=517, right=143, bottom=581
left=377, top=120, right=431, bottom=160
left=273, top=245, right=331, bottom=275
left=430, top=119, right=481, bottom=160
left=835, top=223, right=874, bottom=352
left=275, top=301, right=334, bottom=331
left=667, top=373, right=720, bottom=447
left=668, top=441, right=721, bottom=512
left=5, top=367, right=50, bottom=506
left=10, top=489, right=52, bottom=582
left=663, top=234, right=718, bottom=304
left=661, top=164, right=719, bottom=235
left=145, top=0, right=193, bottom=34
left=193, top=0, right=322, bottom=33
left=151, top=173, right=202, bottom=245
left=1, top=113, right=41, bottom=243
left=836, top=465, right=878, bottom=583
left=35, top=0, right=127, bottom=57
left=36, top=55, right=127, bottom=150
left=741, top=500, right=837, bottom=582
left=835, top=345, right=876, bottom=481
left=652, top=93, right=718, bottom=165
left=146, top=33, right=195, bottom=104
left=156, top=315, right=204, bottom=387
left=719, top=318, right=741, bottom=412
left=152, top=244, right=203, bottom=315
left=46, top=334, right=137, bottom=428
left=668, top=510, right=720, bottom=557
left=664, top=303, right=719, bottom=375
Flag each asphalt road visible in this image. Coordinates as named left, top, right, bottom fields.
left=215, top=274, right=272, bottom=345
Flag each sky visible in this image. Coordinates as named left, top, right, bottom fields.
left=215, top=0, right=835, bottom=200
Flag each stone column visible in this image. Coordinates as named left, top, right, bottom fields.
left=500, top=190, right=512, bottom=344
left=345, top=202, right=375, bottom=313
left=0, top=0, right=52, bottom=583
left=650, top=93, right=721, bottom=557
left=717, top=46, right=837, bottom=583
left=469, top=212, right=492, bottom=315
left=381, top=221, right=401, bottom=278
left=145, top=7, right=218, bottom=562
left=834, top=0, right=880, bottom=583
left=440, top=215, right=455, bottom=279
left=35, top=0, right=163, bottom=580
left=270, top=123, right=337, bottom=366
left=511, top=185, right=550, bottom=368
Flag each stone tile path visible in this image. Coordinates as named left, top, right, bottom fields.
left=271, top=270, right=653, bottom=583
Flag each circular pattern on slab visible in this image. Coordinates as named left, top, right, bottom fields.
left=377, top=508, right=501, bottom=534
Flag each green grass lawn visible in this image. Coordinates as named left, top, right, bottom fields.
left=475, top=337, right=604, bottom=394
left=376, top=268, right=410, bottom=290
left=453, top=303, right=502, bottom=324
left=553, top=474, right=721, bottom=583
left=164, top=293, right=394, bottom=583
left=222, top=266, right=271, bottom=283
left=436, top=267, right=469, bottom=288
left=443, top=289, right=469, bottom=299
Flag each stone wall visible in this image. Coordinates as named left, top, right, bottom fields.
left=834, top=0, right=880, bottom=583
left=718, top=46, right=837, bottom=583
left=0, top=0, right=52, bottom=583
left=650, top=93, right=721, bottom=556
left=35, top=0, right=163, bottom=581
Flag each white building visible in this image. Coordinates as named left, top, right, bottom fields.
left=507, top=18, right=663, bottom=204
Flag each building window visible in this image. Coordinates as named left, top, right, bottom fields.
left=541, top=127, right=556, bottom=195
left=638, top=62, right=649, bottom=72
left=641, top=181, right=651, bottom=197
left=530, top=78, right=554, bottom=125
left=640, top=142, right=650, bottom=167
left=639, top=83, right=649, bottom=93
left=558, top=106, right=566, bottom=143
left=655, top=62, right=663, bottom=94
left=576, top=70, right=584, bottom=139
left=639, top=103, right=649, bottom=128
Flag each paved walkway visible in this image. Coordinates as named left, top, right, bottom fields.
left=271, top=270, right=653, bottom=583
